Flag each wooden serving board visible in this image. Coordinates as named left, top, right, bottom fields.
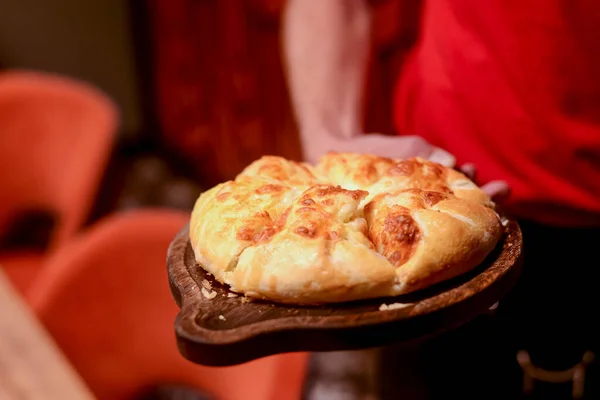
left=167, top=219, right=523, bottom=367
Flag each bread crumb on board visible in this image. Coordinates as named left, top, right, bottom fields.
left=240, top=296, right=252, bottom=303
left=201, top=287, right=217, bottom=300
left=379, top=302, right=412, bottom=311
left=201, top=279, right=212, bottom=289
left=227, top=292, right=238, bottom=298
left=218, top=315, right=226, bottom=321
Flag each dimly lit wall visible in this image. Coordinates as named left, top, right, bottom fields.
left=0, top=0, right=142, bottom=139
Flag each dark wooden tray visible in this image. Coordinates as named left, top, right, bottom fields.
left=167, top=219, right=523, bottom=366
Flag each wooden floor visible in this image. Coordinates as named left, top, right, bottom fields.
left=0, top=270, right=95, bottom=400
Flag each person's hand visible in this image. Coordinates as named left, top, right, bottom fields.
left=302, top=132, right=510, bottom=203
left=460, top=163, right=510, bottom=203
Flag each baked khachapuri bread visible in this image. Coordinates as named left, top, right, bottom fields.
left=190, top=153, right=503, bottom=305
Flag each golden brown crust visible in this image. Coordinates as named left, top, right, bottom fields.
left=237, top=155, right=325, bottom=187
left=190, top=153, right=503, bottom=304
left=364, top=189, right=502, bottom=294
left=318, top=154, right=493, bottom=206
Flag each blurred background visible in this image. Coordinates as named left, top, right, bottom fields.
left=1, top=0, right=422, bottom=215
left=0, top=1, right=424, bottom=399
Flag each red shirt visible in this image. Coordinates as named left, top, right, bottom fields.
left=394, top=0, right=600, bottom=226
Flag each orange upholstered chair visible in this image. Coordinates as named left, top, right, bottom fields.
left=26, top=209, right=308, bottom=400
left=0, top=70, right=118, bottom=293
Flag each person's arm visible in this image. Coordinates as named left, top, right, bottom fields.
left=282, top=0, right=370, bottom=142
left=281, top=0, right=456, bottom=167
